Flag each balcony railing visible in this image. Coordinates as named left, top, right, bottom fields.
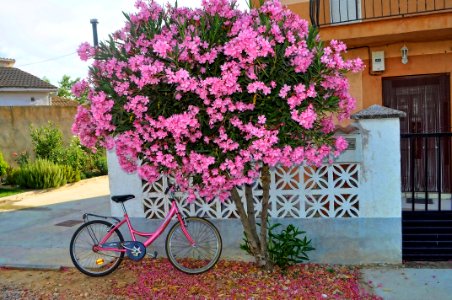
left=310, top=0, right=452, bottom=27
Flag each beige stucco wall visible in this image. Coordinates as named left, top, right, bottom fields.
left=0, top=106, right=77, bottom=165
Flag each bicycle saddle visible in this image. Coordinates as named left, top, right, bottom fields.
left=111, top=195, right=135, bottom=203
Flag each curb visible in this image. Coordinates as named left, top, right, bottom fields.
left=0, top=263, right=66, bottom=271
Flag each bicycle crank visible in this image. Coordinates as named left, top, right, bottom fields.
left=122, top=241, right=146, bottom=261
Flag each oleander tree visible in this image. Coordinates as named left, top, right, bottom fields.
left=72, top=0, right=363, bottom=269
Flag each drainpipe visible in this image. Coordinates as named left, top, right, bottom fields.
left=90, top=19, right=99, bottom=47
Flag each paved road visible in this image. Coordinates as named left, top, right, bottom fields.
left=0, top=176, right=110, bottom=269
left=362, top=267, right=452, bottom=300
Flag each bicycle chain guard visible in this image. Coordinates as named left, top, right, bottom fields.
left=122, top=241, right=146, bottom=261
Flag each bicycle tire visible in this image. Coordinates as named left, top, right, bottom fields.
left=70, top=220, right=124, bottom=277
left=165, top=217, right=222, bottom=274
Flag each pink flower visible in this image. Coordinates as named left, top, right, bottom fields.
left=291, top=104, right=317, bottom=129
left=124, top=95, right=149, bottom=117
left=321, top=116, right=335, bottom=133
left=153, top=39, right=172, bottom=58
left=247, top=81, right=271, bottom=95
left=77, top=42, right=95, bottom=61
left=335, top=136, right=349, bottom=152
left=137, top=164, right=160, bottom=182
left=71, top=80, right=89, bottom=97
left=279, top=84, right=291, bottom=98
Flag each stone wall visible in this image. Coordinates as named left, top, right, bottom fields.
left=0, top=106, right=77, bottom=165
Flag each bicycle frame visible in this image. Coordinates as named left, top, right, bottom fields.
left=94, top=200, right=195, bottom=253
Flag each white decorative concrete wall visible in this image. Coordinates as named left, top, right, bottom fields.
left=352, top=105, right=405, bottom=219
left=107, top=150, right=145, bottom=218
left=107, top=105, right=405, bottom=264
left=358, top=120, right=402, bottom=218
left=142, top=162, right=361, bottom=219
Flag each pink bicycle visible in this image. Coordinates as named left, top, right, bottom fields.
left=69, top=187, right=222, bottom=276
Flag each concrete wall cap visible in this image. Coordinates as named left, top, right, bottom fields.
left=351, top=105, right=406, bottom=120
left=334, top=124, right=360, bottom=134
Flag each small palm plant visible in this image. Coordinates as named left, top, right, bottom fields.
left=241, top=220, right=315, bottom=271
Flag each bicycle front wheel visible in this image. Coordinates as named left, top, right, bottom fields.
left=166, top=217, right=222, bottom=274
left=70, top=220, right=124, bottom=277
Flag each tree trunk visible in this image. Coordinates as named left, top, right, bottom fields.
left=230, top=164, right=273, bottom=270
left=231, top=187, right=261, bottom=256
left=260, top=164, right=272, bottom=270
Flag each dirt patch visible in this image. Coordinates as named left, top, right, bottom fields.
left=0, top=259, right=379, bottom=299
left=0, top=265, right=134, bottom=299
left=0, top=199, right=51, bottom=211
left=402, top=261, right=452, bottom=269
left=0, top=200, right=30, bottom=211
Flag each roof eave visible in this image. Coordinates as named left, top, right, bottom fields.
left=0, top=87, right=58, bottom=92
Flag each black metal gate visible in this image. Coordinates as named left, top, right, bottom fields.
left=401, top=133, right=452, bottom=261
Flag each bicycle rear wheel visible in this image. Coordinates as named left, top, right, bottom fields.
left=70, top=220, right=124, bottom=277
left=166, top=217, right=222, bottom=274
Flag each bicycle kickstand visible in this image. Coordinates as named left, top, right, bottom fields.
left=147, top=251, right=158, bottom=259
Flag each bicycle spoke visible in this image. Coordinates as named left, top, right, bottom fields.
left=166, top=218, right=222, bottom=274
left=70, top=220, right=124, bottom=276
left=172, top=245, right=195, bottom=258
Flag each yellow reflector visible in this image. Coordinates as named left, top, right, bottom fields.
left=96, top=258, right=104, bottom=265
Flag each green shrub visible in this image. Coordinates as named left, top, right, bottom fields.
left=78, top=148, right=108, bottom=178
left=64, top=137, right=89, bottom=171
left=94, top=152, right=108, bottom=175
left=29, top=124, right=107, bottom=180
left=13, top=151, right=30, bottom=167
left=241, top=221, right=315, bottom=271
left=30, top=122, right=65, bottom=163
left=15, top=159, right=67, bottom=189
left=0, top=150, right=9, bottom=178
left=267, top=223, right=315, bottom=271
left=61, top=165, right=81, bottom=183
left=5, top=168, right=18, bottom=185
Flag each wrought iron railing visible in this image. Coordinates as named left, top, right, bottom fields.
left=401, top=132, right=452, bottom=212
left=310, top=0, right=452, bottom=27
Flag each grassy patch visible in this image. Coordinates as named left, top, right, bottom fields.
left=0, top=187, right=25, bottom=198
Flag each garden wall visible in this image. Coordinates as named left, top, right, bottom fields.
left=107, top=105, right=405, bottom=265
left=0, top=106, right=77, bottom=165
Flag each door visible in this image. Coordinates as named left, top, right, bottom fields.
left=383, top=74, right=451, bottom=193
left=330, top=0, right=361, bottom=23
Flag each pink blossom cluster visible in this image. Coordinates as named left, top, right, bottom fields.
left=77, top=42, right=96, bottom=61
left=72, top=0, right=363, bottom=201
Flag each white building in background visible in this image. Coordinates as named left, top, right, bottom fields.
left=0, top=58, right=57, bottom=106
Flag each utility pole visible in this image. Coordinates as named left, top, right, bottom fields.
left=90, top=19, right=99, bottom=47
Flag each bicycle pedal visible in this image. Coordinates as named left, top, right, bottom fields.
left=147, top=251, right=158, bottom=259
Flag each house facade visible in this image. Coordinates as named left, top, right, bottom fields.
left=283, top=0, right=452, bottom=260
left=0, top=58, right=57, bottom=106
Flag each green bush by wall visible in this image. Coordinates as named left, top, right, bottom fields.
left=0, top=150, right=9, bottom=178
left=29, top=123, right=107, bottom=179
left=15, top=159, right=67, bottom=189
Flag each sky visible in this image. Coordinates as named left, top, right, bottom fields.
left=0, top=0, right=248, bottom=87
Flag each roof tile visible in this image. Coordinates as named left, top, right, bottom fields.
left=51, top=96, right=79, bottom=106
left=0, top=67, right=57, bottom=89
